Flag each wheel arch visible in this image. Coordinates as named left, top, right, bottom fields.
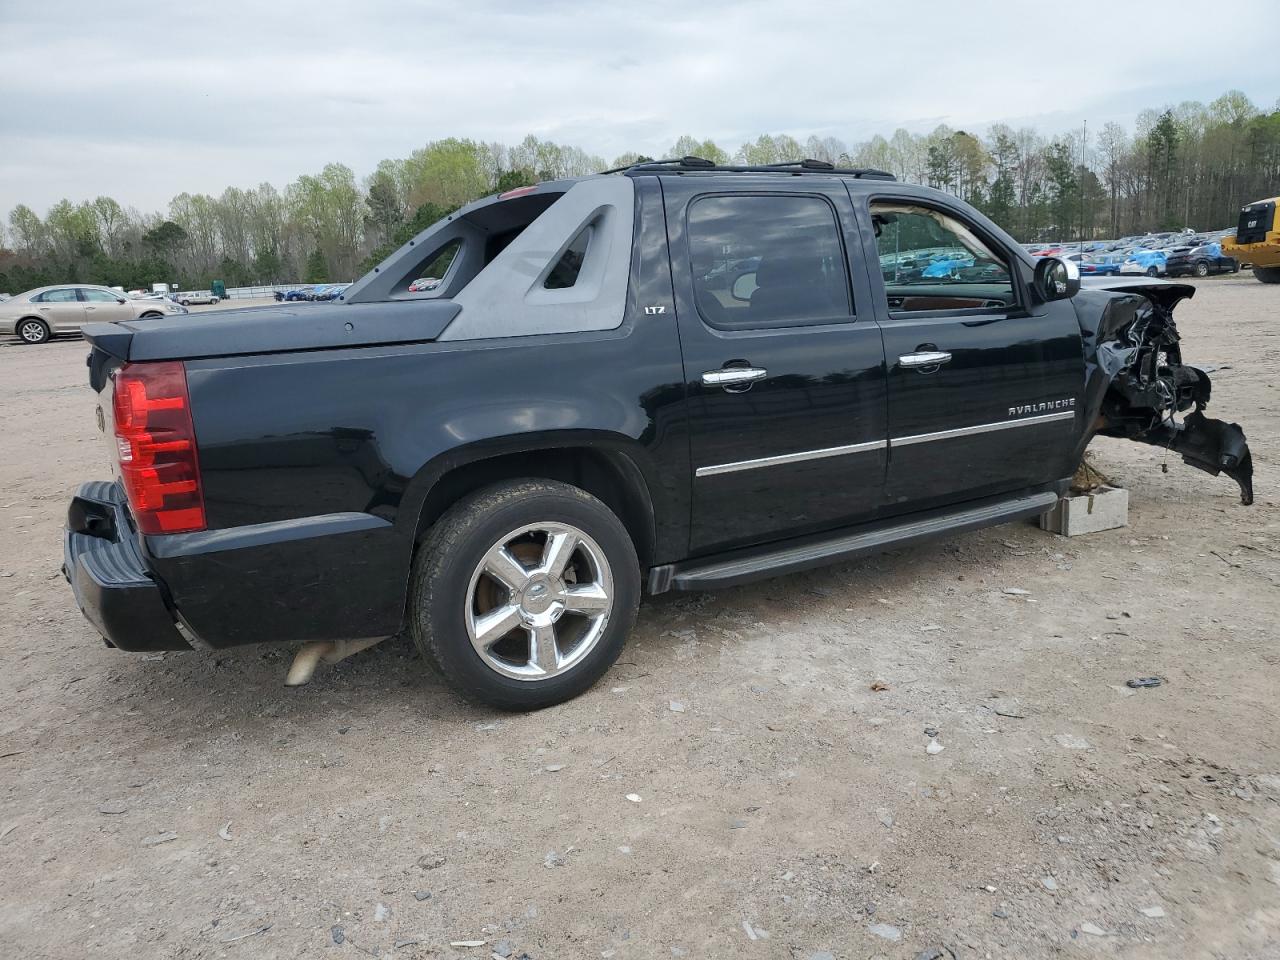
left=406, top=434, right=660, bottom=571
left=16, top=316, right=51, bottom=339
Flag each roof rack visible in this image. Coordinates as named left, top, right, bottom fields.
left=601, top=155, right=896, bottom=180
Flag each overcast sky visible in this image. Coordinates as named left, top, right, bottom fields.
left=2, top=0, right=1278, bottom=215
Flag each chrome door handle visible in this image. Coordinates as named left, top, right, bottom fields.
left=702, top=367, right=768, bottom=387
left=898, top=351, right=952, bottom=369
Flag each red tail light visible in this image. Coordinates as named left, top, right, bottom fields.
left=111, top=361, right=206, bottom=535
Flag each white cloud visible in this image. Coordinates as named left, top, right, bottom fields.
left=1, top=0, right=1277, bottom=213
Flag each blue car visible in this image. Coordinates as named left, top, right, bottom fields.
left=1081, top=253, right=1124, bottom=277
left=1119, top=249, right=1168, bottom=277
left=921, top=253, right=975, bottom=278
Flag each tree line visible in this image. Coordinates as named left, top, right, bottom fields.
left=2, top=89, right=1277, bottom=294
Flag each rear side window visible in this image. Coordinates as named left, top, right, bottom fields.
left=407, top=239, right=462, bottom=295
left=37, top=288, right=80, bottom=303
left=544, top=226, right=591, bottom=289
left=687, top=195, right=850, bottom=330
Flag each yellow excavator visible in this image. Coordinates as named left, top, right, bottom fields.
left=1224, top=196, right=1280, bottom=283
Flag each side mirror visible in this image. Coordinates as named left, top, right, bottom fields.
left=117, top=298, right=128, bottom=304
left=730, top=271, right=758, bottom=302
left=1033, top=256, right=1081, bottom=302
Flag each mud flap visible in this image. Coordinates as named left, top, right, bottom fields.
left=1139, top=411, right=1254, bottom=506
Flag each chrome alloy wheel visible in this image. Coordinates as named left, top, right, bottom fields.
left=19, top=320, right=47, bottom=343
left=465, top=522, right=614, bottom=681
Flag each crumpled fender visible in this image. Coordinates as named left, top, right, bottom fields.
left=1070, top=282, right=1254, bottom=505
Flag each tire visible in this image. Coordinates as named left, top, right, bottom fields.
left=1254, top=266, right=1280, bottom=284
left=408, top=479, right=640, bottom=710
left=179, top=299, right=191, bottom=306
left=16, top=318, right=50, bottom=344
left=1194, top=260, right=1210, bottom=278
left=1145, top=266, right=1159, bottom=277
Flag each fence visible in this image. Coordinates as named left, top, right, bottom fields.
left=201, top=283, right=352, bottom=300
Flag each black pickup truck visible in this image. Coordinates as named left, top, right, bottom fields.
left=63, top=158, right=1254, bottom=710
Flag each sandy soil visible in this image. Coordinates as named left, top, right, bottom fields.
left=1, top=276, right=1277, bottom=960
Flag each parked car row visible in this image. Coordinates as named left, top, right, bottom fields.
left=274, top=283, right=351, bottom=302
left=1024, top=228, right=1240, bottom=279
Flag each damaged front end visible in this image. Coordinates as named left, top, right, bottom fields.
left=1075, top=279, right=1254, bottom=505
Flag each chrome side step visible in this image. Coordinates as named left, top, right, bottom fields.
left=649, top=490, right=1059, bottom=593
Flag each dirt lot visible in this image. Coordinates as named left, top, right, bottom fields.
left=1, top=277, right=1278, bottom=960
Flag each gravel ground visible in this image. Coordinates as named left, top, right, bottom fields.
left=1, top=275, right=1277, bottom=960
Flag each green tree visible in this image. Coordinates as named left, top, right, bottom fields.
left=1147, top=110, right=1179, bottom=229
left=286, top=163, right=364, bottom=278
left=1043, top=141, right=1079, bottom=236
left=668, top=136, right=730, bottom=165
left=495, top=168, right=537, bottom=193
left=252, top=247, right=284, bottom=283
left=402, top=138, right=492, bottom=210
left=304, top=248, right=328, bottom=283
left=143, top=220, right=189, bottom=258
left=982, top=126, right=1019, bottom=228
left=365, top=167, right=405, bottom=243
left=735, top=134, right=804, bottom=165
left=7, top=204, right=47, bottom=256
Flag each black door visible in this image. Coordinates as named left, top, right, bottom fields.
left=851, top=194, right=1084, bottom=513
left=662, top=175, right=888, bottom=556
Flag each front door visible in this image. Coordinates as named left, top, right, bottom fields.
left=856, top=196, right=1084, bottom=513
left=34, top=288, right=86, bottom=332
left=663, top=176, right=888, bottom=556
left=80, top=288, right=135, bottom=324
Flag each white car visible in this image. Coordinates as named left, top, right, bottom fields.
left=0, top=284, right=187, bottom=344
left=176, top=291, right=221, bottom=306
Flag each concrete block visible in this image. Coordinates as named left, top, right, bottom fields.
left=1039, top=485, right=1129, bottom=537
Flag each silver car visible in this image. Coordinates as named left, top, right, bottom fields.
left=0, top=284, right=188, bottom=344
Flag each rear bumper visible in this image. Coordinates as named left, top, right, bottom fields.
left=63, top=481, right=190, bottom=652
left=65, top=480, right=407, bottom=651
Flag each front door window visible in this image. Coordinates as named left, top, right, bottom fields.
left=872, top=202, right=1014, bottom=312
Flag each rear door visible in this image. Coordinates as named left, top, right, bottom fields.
left=853, top=194, right=1083, bottom=513
left=35, top=288, right=86, bottom=331
left=662, top=175, right=888, bottom=556
left=81, top=288, right=135, bottom=323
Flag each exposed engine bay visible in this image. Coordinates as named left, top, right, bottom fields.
left=1076, top=279, right=1253, bottom=505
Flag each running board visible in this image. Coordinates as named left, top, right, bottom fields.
left=649, top=490, right=1059, bottom=593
